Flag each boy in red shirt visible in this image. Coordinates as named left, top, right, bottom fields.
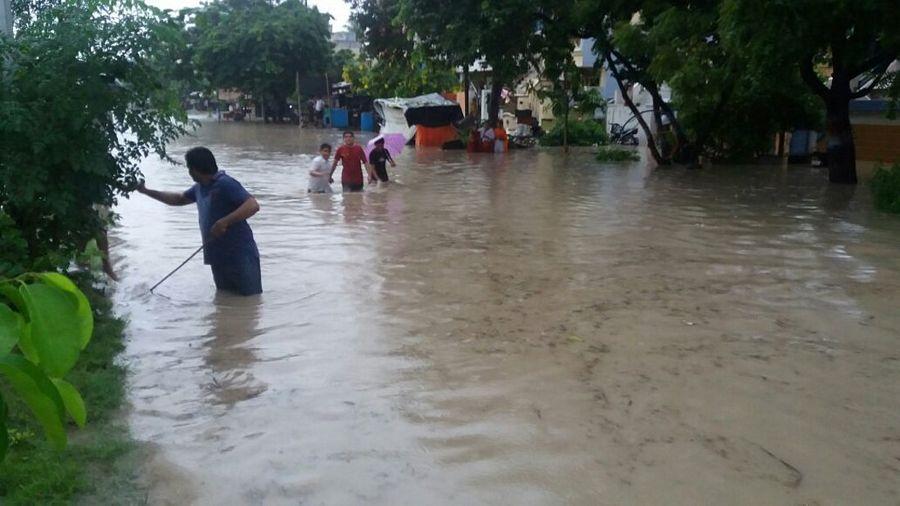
left=330, top=131, right=373, bottom=192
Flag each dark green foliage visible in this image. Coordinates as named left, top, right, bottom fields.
left=343, top=51, right=458, bottom=98
left=540, top=120, right=607, bottom=147
left=595, top=147, right=640, bottom=162
left=0, top=0, right=189, bottom=273
left=398, top=0, right=538, bottom=121
left=722, top=0, right=900, bottom=182
left=346, top=0, right=458, bottom=97
left=189, top=0, right=333, bottom=109
left=609, top=1, right=823, bottom=162
left=871, top=163, right=900, bottom=213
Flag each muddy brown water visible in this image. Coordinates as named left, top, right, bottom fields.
left=111, top=119, right=900, bottom=505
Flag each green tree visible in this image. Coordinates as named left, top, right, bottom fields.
left=398, top=0, right=537, bottom=123
left=613, top=1, right=821, bottom=163
left=345, top=0, right=457, bottom=98
left=534, top=0, right=822, bottom=165
left=342, top=51, right=457, bottom=98
left=722, top=0, right=900, bottom=183
left=0, top=0, right=189, bottom=274
left=189, top=0, right=333, bottom=122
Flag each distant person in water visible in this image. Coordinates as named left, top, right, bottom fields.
left=308, top=143, right=334, bottom=193
left=137, top=146, right=262, bottom=296
left=368, top=137, right=395, bottom=183
left=330, top=131, right=373, bottom=192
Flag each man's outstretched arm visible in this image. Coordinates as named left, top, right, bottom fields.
left=137, top=181, right=193, bottom=206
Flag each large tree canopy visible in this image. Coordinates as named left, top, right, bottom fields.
left=398, top=0, right=538, bottom=122
left=530, top=0, right=822, bottom=165
left=188, top=0, right=333, bottom=118
left=344, top=0, right=457, bottom=98
left=722, top=0, right=900, bottom=183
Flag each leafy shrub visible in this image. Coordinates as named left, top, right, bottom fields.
left=0, top=0, right=189, bottom=272
left=595, top=147, right=640, bottom=162
left=871, top=162, right=900, bottom=213
left=0, top=273, right=94, bottom=461
left=540, top=120, right=608, bottom=147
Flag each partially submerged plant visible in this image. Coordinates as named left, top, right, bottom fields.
left=595, top=147, right=640, bottom=162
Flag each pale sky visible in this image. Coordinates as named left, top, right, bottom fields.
left=146, top=0, right=352, bottom=31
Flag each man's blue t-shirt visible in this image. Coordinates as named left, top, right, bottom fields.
left=183, top=172, right=259, bottom=266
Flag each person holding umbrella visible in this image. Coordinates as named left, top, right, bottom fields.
left=368, top=137, right=396, bottom=183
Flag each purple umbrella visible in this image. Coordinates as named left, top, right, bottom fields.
left=365, top=133, right=406, bottom=159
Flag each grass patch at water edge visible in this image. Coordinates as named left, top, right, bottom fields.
left=0, top=278, right=144, bottom=504
left=595, top=147, right=640, bottom=162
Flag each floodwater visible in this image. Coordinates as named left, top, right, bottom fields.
left=112, top=119, right=900, bottom=505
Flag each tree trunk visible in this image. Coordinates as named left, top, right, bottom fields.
left=800, top=56, right=858, bottom=184
left=563, top=72, right=569, bottom=153
left=463, top=67, right=470, bottom=117
left=605, top=52, right=663, bottom=164
left=261, top=95, right=267, bottom=124
left=488, top=80, right=502, bottom=125
left=645, top=84, right=691, bottom=164
left=824, top=76, right=857, bottom=184
left=296, top=71, right=302, bottom=128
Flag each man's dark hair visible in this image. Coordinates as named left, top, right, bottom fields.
left=343, top=130, right=354, bottom=137
left=185, top=146, right=219, bottom=175
left=374, top=137, right=385, bottom=145
left=320, top=143, right=332, bottom=150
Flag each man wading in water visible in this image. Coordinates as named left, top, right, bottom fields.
left=331, top=130, right=373, bottom=192
left=137, top=146, right=263, bottom=295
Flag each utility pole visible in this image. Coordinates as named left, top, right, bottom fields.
left=1, top=0, right=13, bottom=37
left=463, top=66, right=470, bottom=117
left=295, top=70, right=302, bottom=129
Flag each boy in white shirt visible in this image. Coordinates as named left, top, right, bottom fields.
left=308, top=143, right=333, bottom=193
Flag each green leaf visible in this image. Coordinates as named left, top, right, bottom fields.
left=0, top=283, right=26, bottom=312
left=38, top=273, right=94, bottom=349
left=16, top=320, right=39, bottom=364
left=52, top=378, right=87, bottom=428
left=19, top=283, right=82, bottom=378
left=0, top=355, right=67, bottom=450
left=0, top=392, right=8, bottom=461
left=0, top=304, right=23, bottom=355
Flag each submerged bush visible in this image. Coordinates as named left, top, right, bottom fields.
left=871, top=163, right=900, bottom=213
left=595, top=147, right=640, bottom=162
left=540, top=120, right=607, bottom=147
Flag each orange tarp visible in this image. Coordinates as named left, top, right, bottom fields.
left=415, top=125, right=458, bottom=148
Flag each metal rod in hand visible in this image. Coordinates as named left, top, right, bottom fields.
left=149, top=244, right=205, bottom=293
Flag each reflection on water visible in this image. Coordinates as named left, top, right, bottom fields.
left=203, top=294, right=265, bottom=406
left=113, top=120, right=900, bottom=505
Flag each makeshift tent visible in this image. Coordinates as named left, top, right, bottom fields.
left=373, top=93, right=463, bottom=144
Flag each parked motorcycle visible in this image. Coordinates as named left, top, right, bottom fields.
left=609, top=123, right=639, bottom=146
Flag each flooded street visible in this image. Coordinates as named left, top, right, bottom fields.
left=112, top=119, right=900, bottom=505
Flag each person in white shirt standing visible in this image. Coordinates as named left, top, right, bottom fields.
left=314, top=98, right=325, bottom=127
left=308, top=143, right=333, bottom=193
